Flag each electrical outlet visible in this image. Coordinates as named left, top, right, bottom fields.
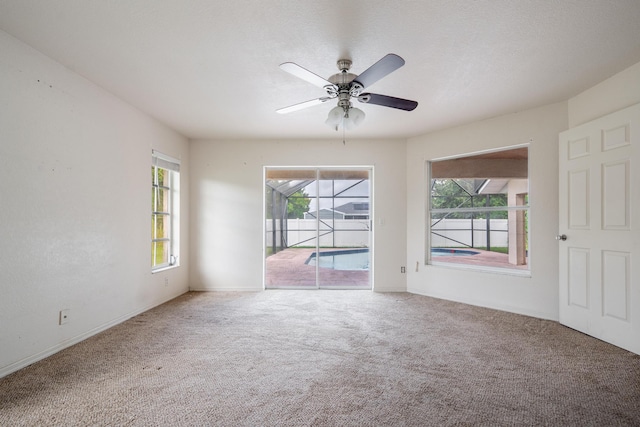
left=401, top=266, right=406, bottom=273
left=164, top=277, right=169, bottom=286
left=59, top=309, right=70, bottom=325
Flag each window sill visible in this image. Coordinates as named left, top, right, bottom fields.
left=428, top=261, right=531, bottom=278
left=152, top=264, right=180, bottom=274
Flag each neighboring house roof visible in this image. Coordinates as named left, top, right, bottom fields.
left=304, top=208, right=345, bottom=219
left=334, top=202, right=369, bottom=216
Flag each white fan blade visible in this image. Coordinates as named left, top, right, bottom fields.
left=280, top=62, right=334, bottom=89
left=276, top=97, right=332, bottom=114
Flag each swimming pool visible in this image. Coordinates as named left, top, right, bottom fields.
left=305, top=247, right=478, bottom=271
left=306, top=249, right=370, bottom=271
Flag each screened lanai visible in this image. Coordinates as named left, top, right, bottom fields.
left=429, top=147, right=529, bottom=272
left=264, top=168, right=371, bottom=289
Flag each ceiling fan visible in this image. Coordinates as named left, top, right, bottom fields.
left=276, top=54, right=418, bottom=130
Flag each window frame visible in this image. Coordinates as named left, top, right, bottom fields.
left=152, top=150, right=180, bottom=272
left=426, top=146, right=530, bottom=276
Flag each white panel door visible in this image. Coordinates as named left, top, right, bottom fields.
left=558, top=103, right=639, bottom=354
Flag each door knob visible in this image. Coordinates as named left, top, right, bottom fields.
left=556, top=234, right=567, bottom=241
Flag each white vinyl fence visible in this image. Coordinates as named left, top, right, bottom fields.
left=431, top=219, right=508, bottom=248
left=266, top=218, right=508, bottom=250
left=266, top=218, right=370, bottom=248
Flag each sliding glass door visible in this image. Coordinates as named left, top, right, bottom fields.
left=264, top=167, right=371, bottom=289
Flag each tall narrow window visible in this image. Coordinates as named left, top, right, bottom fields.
left=152, top=151, right=180, bottom=271
left=428, top=147, right=529, bottom=274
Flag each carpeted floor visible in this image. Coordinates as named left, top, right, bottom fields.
left=1, top=291, right=639, bottom=426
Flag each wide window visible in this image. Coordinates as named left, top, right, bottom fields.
left=152, top=150, right=180, bottom=271
left=428, top=147, right=529, bottom=274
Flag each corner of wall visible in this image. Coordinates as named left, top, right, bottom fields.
left=568, top=61, right=640, bottom=127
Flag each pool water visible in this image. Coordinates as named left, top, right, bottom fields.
left=305, top=248, right=477, bottom=271
left=306, top=249, right=369, bottom=271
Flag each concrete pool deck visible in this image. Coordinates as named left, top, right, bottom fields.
left=432, top=248, right=529, bottom=270
left=265, top=248, right=370, bottom=289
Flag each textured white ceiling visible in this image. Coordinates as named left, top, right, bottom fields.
left=1, top=1, right=640, bottom=140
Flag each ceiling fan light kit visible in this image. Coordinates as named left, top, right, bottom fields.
left=277, top=54, right=418, bottom=131
left=325, top=105, right=365, bottom=131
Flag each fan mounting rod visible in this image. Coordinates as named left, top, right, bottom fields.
left=337, top=59, right=351, bottom=72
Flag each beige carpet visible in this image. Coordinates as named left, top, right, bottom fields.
left=1, top=291, right=639, bottom=426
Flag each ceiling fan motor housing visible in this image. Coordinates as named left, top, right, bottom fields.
left=326, top=59, right=365, bottom=100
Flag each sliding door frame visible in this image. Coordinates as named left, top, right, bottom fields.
left=263, top=166, right=374, bottom=290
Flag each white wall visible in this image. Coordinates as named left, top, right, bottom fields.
left=0, top=31, right=190, bottom=377
left=406, top=102, right=568, bottom=320
left=569, top=61, right=640, bottom=127
left=189, top=138, right=407, bottom=292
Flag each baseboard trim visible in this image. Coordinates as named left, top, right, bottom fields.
left=189, top=286, right=263, bottom=292
left=0, top=290, right=188, bottom=379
